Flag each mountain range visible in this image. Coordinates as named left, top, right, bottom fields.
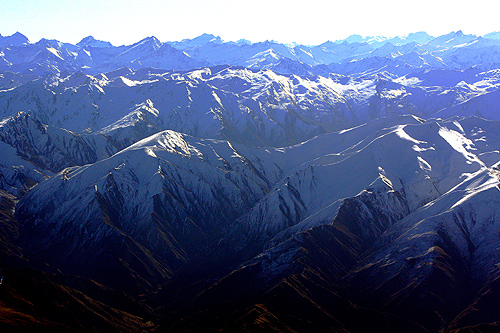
left=2, top=30, right=500, bottom=332
left=2, top=30, right=500, bottom=78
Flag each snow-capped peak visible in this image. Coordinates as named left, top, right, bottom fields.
left=77, top=36, right=113, bottom=48
left=0, top=31, right=30, bottom=47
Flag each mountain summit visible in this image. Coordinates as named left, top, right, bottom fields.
left=0, top=31, right=29, bottom=47
left=77, top=35, right=113, bottom=48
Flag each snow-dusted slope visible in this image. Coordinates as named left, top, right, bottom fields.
left=0, top=106, right=164, bottom=196
left=15, top=115, right=500, bottom=290
left=0, top=112, right=98, bottom=171
left=3, top=66, right=500, bottom=149
left=15, top=129, right=287, bottom=290
left=164, top=116, right=500, bottom=332
left=225, top=116, right=495, bottom=250
left=433, top=85, right=500, bottom=120
left=1, top=67, right=331, bottom=146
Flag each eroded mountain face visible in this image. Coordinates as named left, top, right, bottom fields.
left=3, top=31, right=500, bottom=332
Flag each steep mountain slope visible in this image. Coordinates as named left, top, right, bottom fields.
left=224, top=117, right=478, bottom=251
left=345, top=165, right=500, bottom=331
left=0, top=190, right=23, bottom=264
left=14, top=130, right=288, bottom=293
left=12, top=114, right=500, bottom=332
left=0, top=97, right=177, bottom=199
left=434, top=87, right=500, bottom=120
left=160, top=116, right=500, bottom=332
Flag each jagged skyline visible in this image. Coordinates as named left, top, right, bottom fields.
left=2, top=0, right=499, bottom=46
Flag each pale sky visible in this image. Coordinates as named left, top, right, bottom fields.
left=1, top=0, right=499, bottom=46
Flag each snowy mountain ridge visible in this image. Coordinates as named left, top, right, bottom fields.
left=3, top=65, right=500, bottom=150
left=2, top=30, right=500, bottom=77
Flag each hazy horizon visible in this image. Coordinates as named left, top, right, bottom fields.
left=2, top=0, right=499, bottom=46
left=2, top=29, right=499, bottom=47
